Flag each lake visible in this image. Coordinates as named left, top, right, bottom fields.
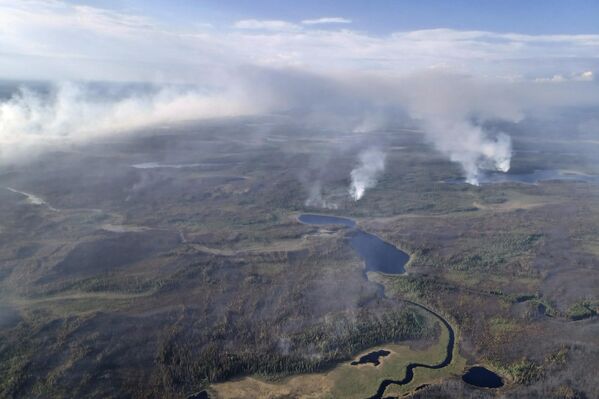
left=351, top=349, right=391, bottom=367
left=297, top=214, right=409, bottom=275
left=462, top=366, right=504, bottom=388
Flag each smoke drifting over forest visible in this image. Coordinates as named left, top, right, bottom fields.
left=2, top=71, right=598, bottom=199
left=0, top=80, right=267, bottom=162
left=350, top=148, right=386, bottom=200
left=1, top=1, right=599, bottom=201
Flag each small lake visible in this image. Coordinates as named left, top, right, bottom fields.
left=462, top=366, right=504, bottom=388
left=351, top=349, right=391, bottom=367
left=297, top=214, right=409, bottom=275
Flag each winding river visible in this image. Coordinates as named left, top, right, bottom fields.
left=367, top=300, right=455, bottom=399
left=298, top=214, right=457, bottom=398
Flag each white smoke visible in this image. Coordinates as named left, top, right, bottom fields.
left=389, top=73, right=521, bottom=184
left=0, top=81, right=264, bottom=163
left=305, top=182, right=338, bottom=209
left=2, top=71, right=598, bottom=185
left=349, top=147, right=386, bottom=201
left=420, top=118, right=512, bottom=184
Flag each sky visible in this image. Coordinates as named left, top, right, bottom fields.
left=65, top=0, right=599, bottom=35
left=1, top=0, right=599, bottom=184
left=0, top=0, right=598, bottom=82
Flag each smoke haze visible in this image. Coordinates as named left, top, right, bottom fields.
left=1, top=1, right=599, bottom=193
left=2, top=71, right=598, bottom=188
left=0, top=80, right=265, bottom=163
left=305, top=181, right=339, bottom=209
left=349, top=148, right=386, bottom=201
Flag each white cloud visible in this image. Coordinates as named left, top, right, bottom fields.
left=576, top=70, right=594, bottom=81
left=1, top=1, right=598, bottom=82
left=535, top=70, right=594, bottom=83
left=232, top=19, right=300, bottom=31
left=301, top=17, right=352, bottom=25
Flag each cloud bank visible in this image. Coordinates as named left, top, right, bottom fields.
left=233, top=19, right=300, bottom=31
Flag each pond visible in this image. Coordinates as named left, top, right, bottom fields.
left=351, top=350, right=391, bottom=367
left=462, top=366, right=504, bottom=388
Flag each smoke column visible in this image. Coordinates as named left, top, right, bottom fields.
left=0, top=81, right=263, bottom=164
left=394, top=74, right=517, bottom=185
left=305, top=181, right=338, bottom=209
left=420, top=118, right=512, bottom=185
left=349, top=147, right=386, bottom=201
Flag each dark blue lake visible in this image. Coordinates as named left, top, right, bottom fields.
left=462, top=366, right=504, bottom=388
left=298, top=214, right=409, bottom=275
left=351, top=349, right=391, bottom=367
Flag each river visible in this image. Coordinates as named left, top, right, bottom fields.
left=298, top=213, right=501, bottom=397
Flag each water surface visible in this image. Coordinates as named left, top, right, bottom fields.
left=351, top=350, right=391, bottom=367
left=368, top=300, right=455, bottom=399
left=349, top=231, right=409, bottom=275
left=462, top=366, right=504, bottom=388
left=298, top=214, right=408, bottom=275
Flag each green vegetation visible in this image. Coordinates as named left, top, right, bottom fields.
left=213, top=305, right=467, bottom=399
left=157, top=309, right=430, bottom=386
left=504, top=359, right=543, bottom=384
left=566, top=301, right=597, bottom=320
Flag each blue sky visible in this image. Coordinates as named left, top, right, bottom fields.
left=0, top=0, right=598, bottom=82
left=67, top=0, right=599, bottom=35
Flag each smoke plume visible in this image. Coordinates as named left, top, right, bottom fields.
left=305, top=181, right=338, bottom=209
left=0, top=81, right=263, bottom=163
left=2, top=70, right=598, bottom=189
left=387, top=73, right=522, bottom=184
left=420, top=119, right=512, bottom=184
left=349, top=148, right=386, bottom=201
